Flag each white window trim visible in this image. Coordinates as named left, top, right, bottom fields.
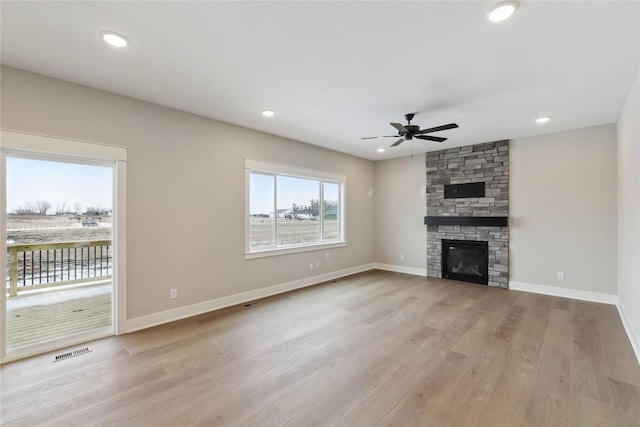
left=245, top=241, right=347, bottom=259
left=244, top=158, right=346, bottom=259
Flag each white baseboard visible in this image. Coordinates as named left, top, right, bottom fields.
left=616, top=304, right=640, bottom=367
left=126, top=263, right=376, bottom=333
left=508, top=280, right=619, bottom=305
left=373, top=263, right=427, bottom=277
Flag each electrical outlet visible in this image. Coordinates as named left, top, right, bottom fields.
left=309, top=263, right=314, bottom=271
left=170, top=288, right=177, bottom=299
left=557, top=272, right=565, bottom=280
left=400, top=254, right=405, bottom=261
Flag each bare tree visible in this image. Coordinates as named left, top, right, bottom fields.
left=309, top=199, right=320, bottom=216
left=84, top=205, right=110, bottom=216
left=13, top=202, right=37, bottom=215
left=324, top=200, right=337, bottom=209
left=56, top=201, right=68, bottom=215
left=73, top=202, right=81, bottom=215
left=35, top=200, right=52, bottom=215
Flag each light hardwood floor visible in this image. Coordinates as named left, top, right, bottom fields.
left=1, top=270, right=639, bottom=426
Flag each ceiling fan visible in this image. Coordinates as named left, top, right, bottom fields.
left=362, top=113, right=459, bottom=147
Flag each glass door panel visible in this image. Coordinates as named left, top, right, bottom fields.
left=4, top=155, right=114, bottom=351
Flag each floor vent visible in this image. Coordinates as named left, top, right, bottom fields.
left=54, top=347, right=92, bottom=362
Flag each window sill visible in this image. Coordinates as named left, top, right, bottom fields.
left=245, top=241, right=347, bottom=259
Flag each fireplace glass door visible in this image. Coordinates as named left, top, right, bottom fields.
left=442, top=240, right=489, bottom=285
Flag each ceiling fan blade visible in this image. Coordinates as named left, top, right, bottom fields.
left=390, top=123, right=407, bottom=134
left=416, top=135, right=447, bottom=142
left=416, top=123, right=459, bottom=134
left=390, top=138, right=405, bottom=147
left=361, top=135, right=398, bottom=140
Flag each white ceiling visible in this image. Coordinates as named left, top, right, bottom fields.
left=1, top=1, right=639, bottom=160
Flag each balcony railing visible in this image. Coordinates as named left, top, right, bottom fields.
left=6, top=240, right=112, bottom=297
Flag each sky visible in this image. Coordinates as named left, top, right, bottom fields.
left=6, top=156, right=113, bottom=214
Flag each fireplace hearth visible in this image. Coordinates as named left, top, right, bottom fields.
left=442, top=239, right=489, bottom=285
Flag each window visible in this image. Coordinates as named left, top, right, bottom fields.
left=245, top=159, right=345, bottom=257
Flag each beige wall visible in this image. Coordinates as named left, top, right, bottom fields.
left=617, top=67, right=640, bottom=350
left=510, top=125, right=618, bottom=294
left=374, top=154, right=427, bottom=272
left=0, top=66, right=375, bottom=320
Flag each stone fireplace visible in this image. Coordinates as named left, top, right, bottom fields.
left=425, top=140, right=509, bottom=288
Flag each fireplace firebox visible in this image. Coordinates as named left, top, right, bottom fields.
left=442, top=239, right=489, bottom=285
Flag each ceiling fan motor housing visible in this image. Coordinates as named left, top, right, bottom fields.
left=405, top=125, right=420, bottom=134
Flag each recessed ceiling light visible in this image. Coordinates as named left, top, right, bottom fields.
left=488, top=1, right=519, bottom=22
left=101, top=31, right=128, bottom=47
left=377, top=148, right=385, bottom=153
left=536, top=116, right=551, bottom=123
left=261, top=109, right=275, bottom=117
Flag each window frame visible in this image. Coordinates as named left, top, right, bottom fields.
left=244, top=158, right=346, bottom=259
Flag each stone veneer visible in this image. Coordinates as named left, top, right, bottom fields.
left=426, top=140, right=509, bottom=288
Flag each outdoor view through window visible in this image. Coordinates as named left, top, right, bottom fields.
left=5, top=156, right=113, bottom=350
left=249, top=171, right=342, bottom=252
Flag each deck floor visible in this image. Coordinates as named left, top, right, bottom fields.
left=6, top=284, right=112, bottom=349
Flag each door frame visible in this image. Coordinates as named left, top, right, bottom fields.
left=0, top=130, right=127, bottom=363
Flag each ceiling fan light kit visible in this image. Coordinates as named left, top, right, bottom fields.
left=362, top=113, right=459, bottom=148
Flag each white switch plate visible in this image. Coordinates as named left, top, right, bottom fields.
left=557, top=272, right=565, bottom=280
left=170, top=288, right=177, bottom=299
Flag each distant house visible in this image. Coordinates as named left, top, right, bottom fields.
left=294, top=210, right=315, bottom=220
left=270, top=209, right=294, bottom=219
left=324, top=205, right=338, bottom=219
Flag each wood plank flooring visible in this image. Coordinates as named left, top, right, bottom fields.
left=1, top=270, right=639, bottom=426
